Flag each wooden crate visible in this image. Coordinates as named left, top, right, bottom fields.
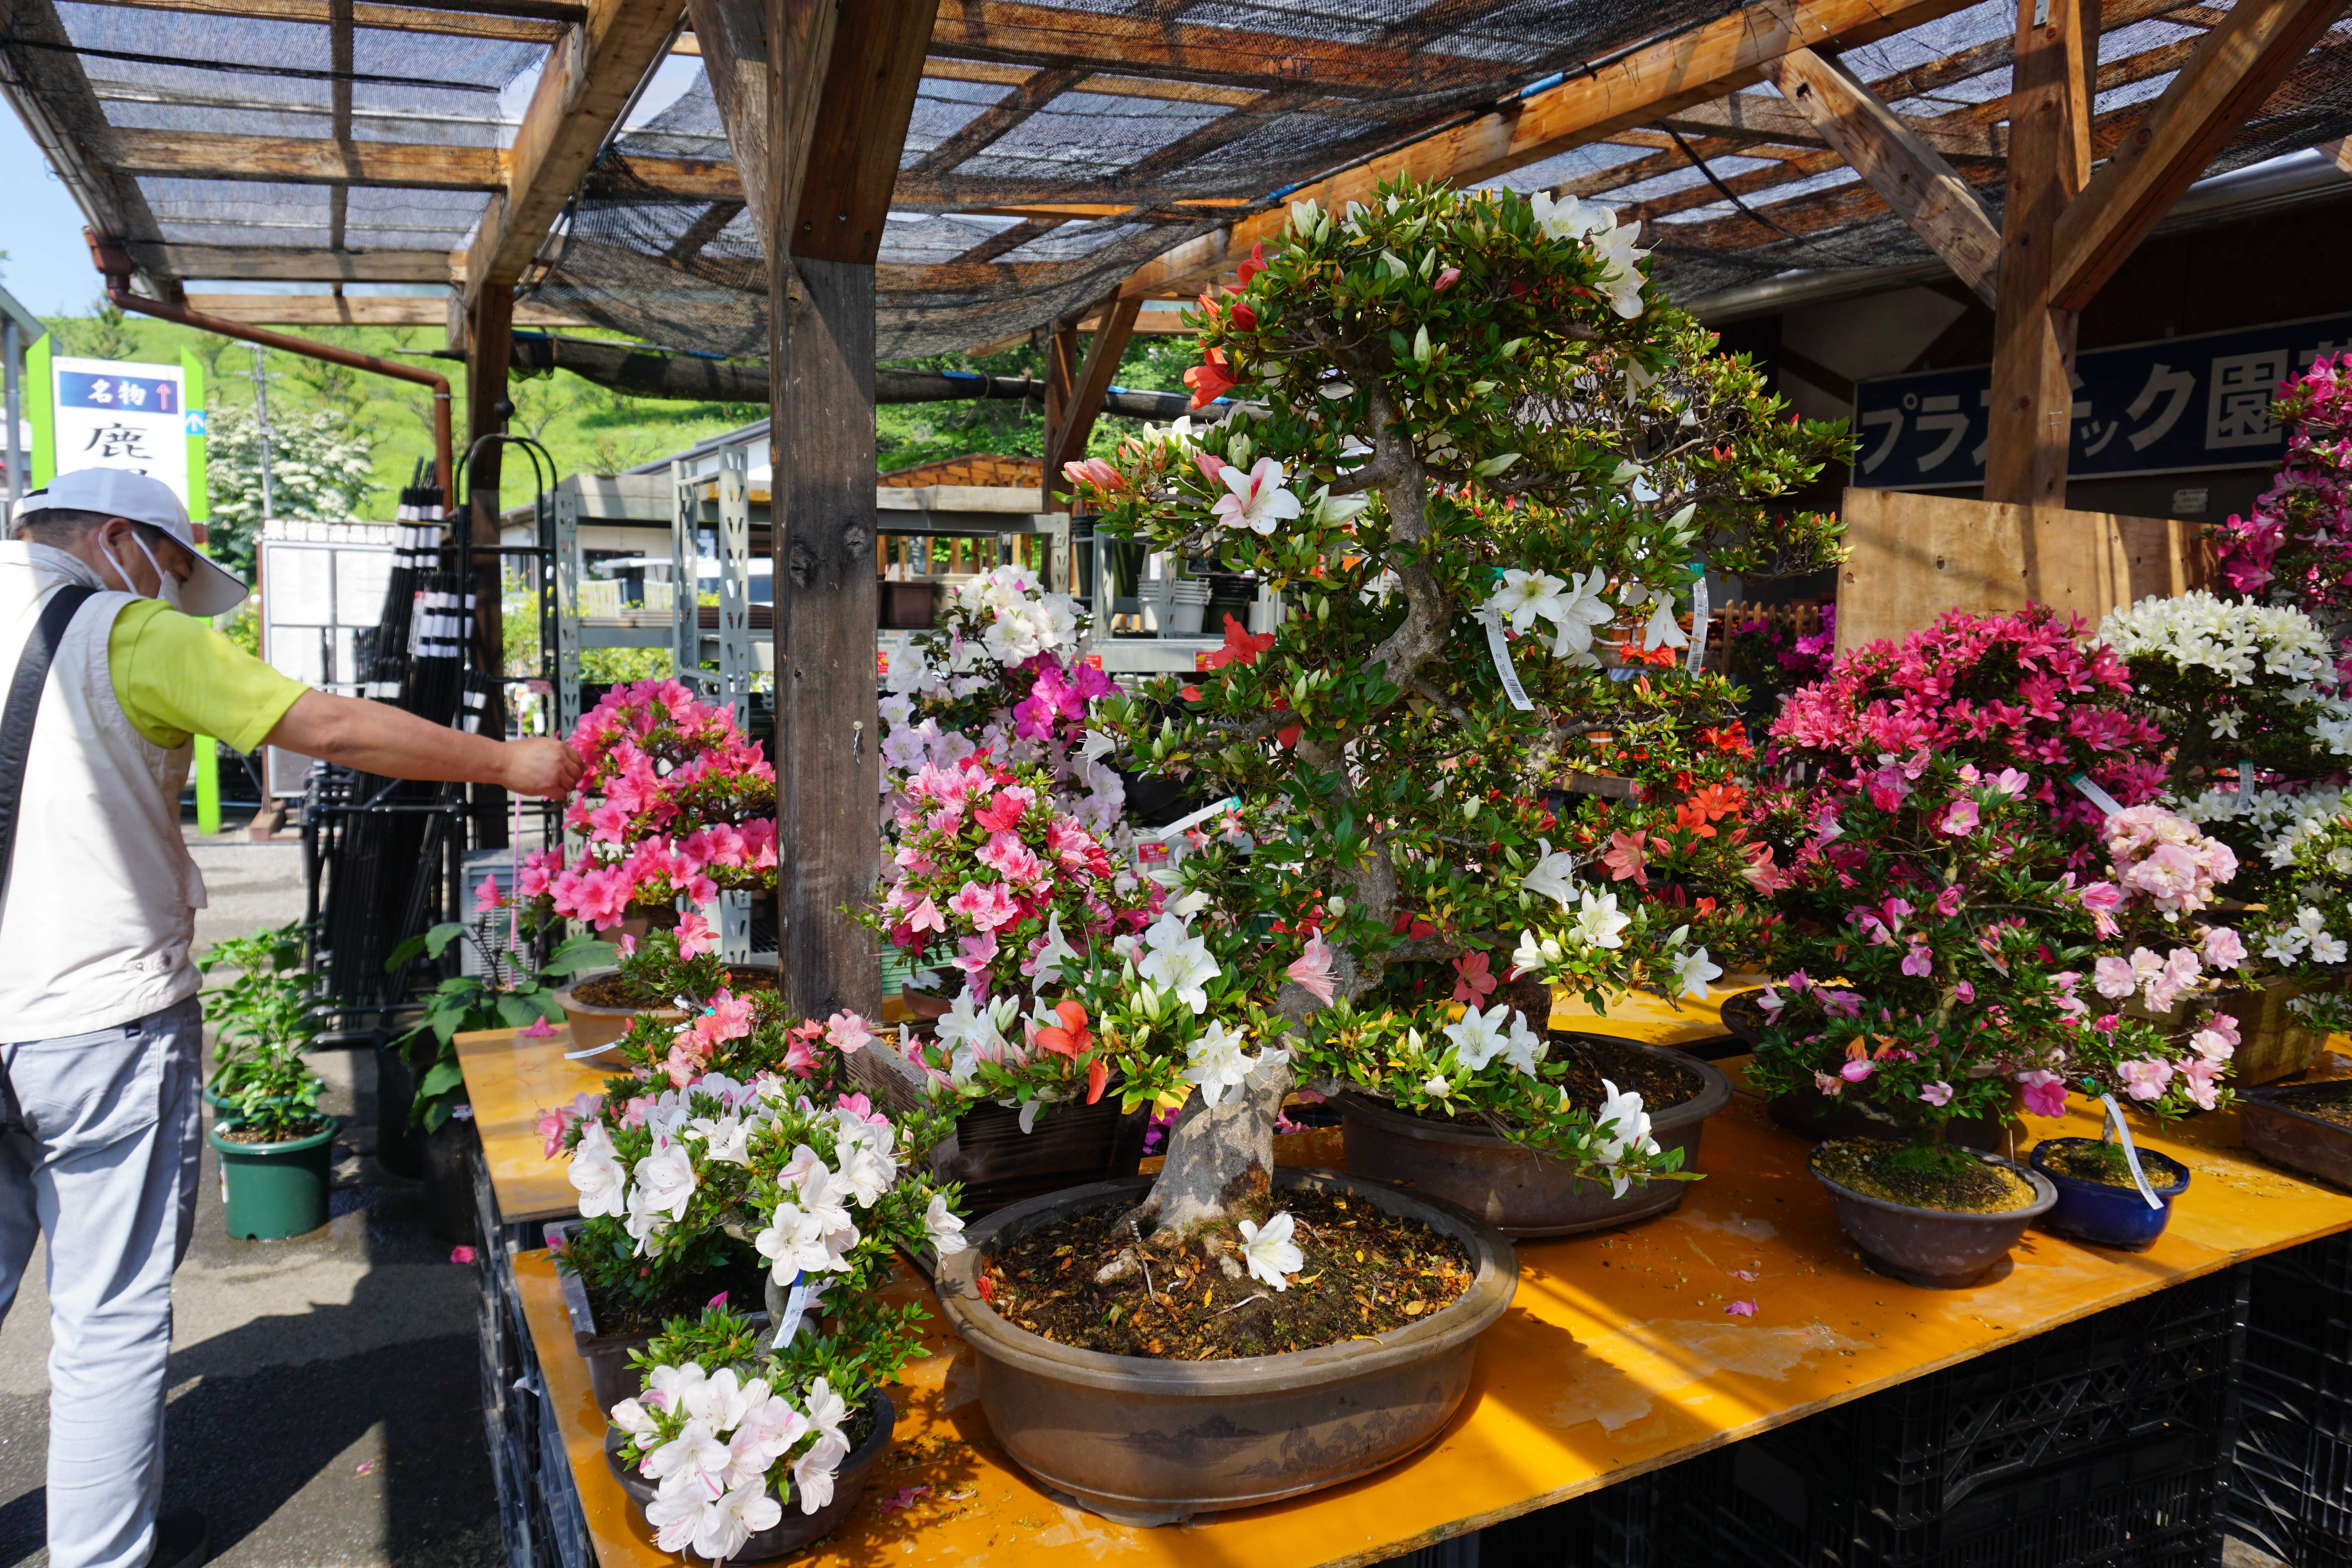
left=1833, top=487, right=2212, bottom=653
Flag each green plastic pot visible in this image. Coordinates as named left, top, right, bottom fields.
left=209, top=1115, right=340, bottom=1241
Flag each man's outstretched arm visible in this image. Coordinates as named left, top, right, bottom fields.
left=265, top=690, right=581, bottom=798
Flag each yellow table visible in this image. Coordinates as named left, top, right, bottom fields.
left=462, top=1009, right=2352, bottom=1568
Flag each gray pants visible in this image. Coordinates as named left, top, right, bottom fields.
left=0, top=997, right=203, bottom=1568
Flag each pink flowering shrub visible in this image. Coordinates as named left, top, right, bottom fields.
left=2212, top=353, right=2352, bottom=666
left=521, top=681, right=779, bottom=929
left=1750, top=613, right=2243, bottom=1146
left=857, top=753, right=1162, bottom=1004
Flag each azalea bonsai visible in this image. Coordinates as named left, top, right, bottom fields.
left=523, top=679, right=779, bottom=931
left=2211, top=352, right=2352, bottom=670
left=1749, top=607, right=2250, bottom=1210
left=1042, top=176, right=1849, bottom=1247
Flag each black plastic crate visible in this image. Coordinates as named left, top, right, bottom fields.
left=2224, top=1230, right=2352, bottom=1567
left=1479, top=1270, right=2244, bottom=1568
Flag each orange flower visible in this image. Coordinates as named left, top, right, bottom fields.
left=1200, top=615, right=1275, bottom=670
left=1034, top=1000, right=1092, bottom=1060
left=1235, top=240, right=1269, bottom=286
left=1086, top=1057, right=1110, bottom=1105
left=1184, top=348, right=1237, bottom=409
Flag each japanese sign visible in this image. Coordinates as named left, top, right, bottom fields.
left=1852, top=314, right=2352, bottom=489
left=51, top=356, right=191, bottom=504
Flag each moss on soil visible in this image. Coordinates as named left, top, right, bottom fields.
left=1817, top=1138, right=2038, bottom=1214
left=573, top=967, right=779, bottom=1009
left=2042, top=1140, right=2174, bottom=1189
left=984, top=1187, right=1473, bottom=1360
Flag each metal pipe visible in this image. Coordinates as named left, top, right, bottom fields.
left=85, top=229, right=454, bottom=495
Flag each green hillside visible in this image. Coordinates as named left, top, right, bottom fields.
left=34, top=304, right=1198, bottom=521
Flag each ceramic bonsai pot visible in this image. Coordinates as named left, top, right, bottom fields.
left=2028, top=1137, right=2188, bottom=1252
left=934, top=1168, right=1517, bottom=1525
left=545, top=1220, right=771, bottom=1411
left=210, top=1115, right=340, bottom=1241
left=606, top=1390, right=895, bottom=1561
left=2239, top=1083, right=2352, bottom=1191
left=1336, top=1041, right=1731, bottom=1237
left=896, top=987, right=952, bottom=1022
left=1768, top=1080, right=2021, bottom=1157
left=1807, top=1144, right=2057, bottom=1289
left=554, top=962, right=779, bottom=1055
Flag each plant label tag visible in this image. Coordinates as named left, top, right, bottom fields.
left=2098, top=1093, right=2166, bottom=1209
left=775, top=1273, right=813, bottom=1345
left=1685, top=575, right=1710, bottom=674
left=1485, top=622, right=1534, bottom=711
left=2240, top=760, right=2256, bottom=815
left=2066, top=771, right=2125, bottom=818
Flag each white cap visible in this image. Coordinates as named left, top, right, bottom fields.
left=13, top=467, right=249, bottom=616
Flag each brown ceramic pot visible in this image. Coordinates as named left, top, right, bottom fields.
left=606, top=1391, right=895, bottom=1561
left=1336, top=1041, right=1731, bottom=1237
left=2239, top=1082, right=2352, bottom=1191
left=897, top=986, right=953, bottom=1021
left=545, top=1221, right=769, bottom=1413
left=552, top=962, right=780, bottom=1056
left=1808, top=1143, right=2057, bottom=1289
left=934, top=1168, right=1517, bottom=1526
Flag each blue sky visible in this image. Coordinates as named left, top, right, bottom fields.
left=0, top=112, right=113, bottom=319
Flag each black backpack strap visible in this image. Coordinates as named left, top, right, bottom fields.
left=0, top=582, right=98, bottom=1135
left=0, top=583, right=100, bottom=904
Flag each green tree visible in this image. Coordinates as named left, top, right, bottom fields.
left=43, top=298, right=141, bottom=361
left=205, top=404, right=376, bottom=577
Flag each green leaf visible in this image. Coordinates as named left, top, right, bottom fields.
left=423, top=922, right=469, bottom=959
left=418, top=1060, right=465, bottom=1098
left=386, top=934, right=428, bottom=972
left=494, top=993, right=545, bottom=1029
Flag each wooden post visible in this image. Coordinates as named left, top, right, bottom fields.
left=1039, top=318, right=1082, bottom=506
left=766, top=0, right=938, bottom=1020
left=1982, top=0, right=2093, bottom=510
left=1046, top=295, right=1143, bottom=499
left=465, top=283, right=513, bottom=842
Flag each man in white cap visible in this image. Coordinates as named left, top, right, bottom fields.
left=0, top=468, right=580, bottom=1568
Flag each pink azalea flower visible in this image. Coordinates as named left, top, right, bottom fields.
left=906, top=897, right=947, bottom=935
left=2203, top=926, right=2247, bottom=969
left=1918, top=1080, right=1954, bottom=1106
left=1900, top=941, right=1933, bottom=978
left=520, top=1016, right=557, bottom=1040
left=475, top=875, right=506, bottom=913
left=824, top=1012, right=874, bottom=1054
left=1287, top=932, right=1337, bottom=1005
left=2118, top=1057, right=2175, bottom=1101
left=1451, top=951, right=1497, bottom=1005
left=675, top=911, right=717, bottom=960
left=1938, top=799, right=1980, bottom=836
left=1726, top=1300, right=1758, bottom=1318
left=1812, top=1070, right=1844, bottom=1098
left=2180, top=1057, right=2225, bottom=1110
left=2092, top=955, right=2138, bottom=999
left=1953, top=980, right=1975, bottom=1004
left=2016, top=1069, right=2068, bottom=1118
left=1840, top=1058, right=1874, bottom=1083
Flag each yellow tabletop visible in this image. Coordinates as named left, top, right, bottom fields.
left=457, top=1024, right=619, bottom=1225
left=494, top=1031, right=2352, bottom=1568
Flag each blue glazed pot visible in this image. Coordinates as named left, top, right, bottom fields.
left=2030, top=1136, right=2189, bottom=1252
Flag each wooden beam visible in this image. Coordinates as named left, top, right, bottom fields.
left=100, top=128, right=506, bottom=189
left=1664, top=91, right=2007, bottom=160
left=77, top=0, right=578, bottom=36
left=181, top=292, right=586, bottom=326
left=1118, top=0, right=1980, bottom=299
left=681, top=0, right=774, bottom=249
left=1984, top=0, right=2096, bottom=508
left=918, top=53, right=1259, bottom=106
left=1762, top=46, right=2003, bottom=305
left=1046, top=294, right=1141, bottom=496
left=134, top=244, right=460, bottom=281
left=926, top=0, right=1492, bottom=96
left=464, top=0, right=682, bottom=301
left=2049, top=0, right=2344, bottom=311
left=790, top=0, right=944, bottom=262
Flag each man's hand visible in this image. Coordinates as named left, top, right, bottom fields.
left=501, top=738, right=583, bottom=799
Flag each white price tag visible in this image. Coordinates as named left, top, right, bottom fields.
left=2098, top=1093, right=2166, bottom=1210
left=1485, top=621, right=1534, bottom=711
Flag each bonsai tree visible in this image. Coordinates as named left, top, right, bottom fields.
left=1050, top=178, right=1849, bottom=1243
left=1750, top=608, right=2250, bottom=1194
left=2212, top=352, right=2352, bottom=665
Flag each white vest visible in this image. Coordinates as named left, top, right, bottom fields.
left=0, top=542, right=206, bottom=1043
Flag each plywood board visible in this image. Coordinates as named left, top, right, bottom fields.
left=1835, top=486, right=2207, bottom=652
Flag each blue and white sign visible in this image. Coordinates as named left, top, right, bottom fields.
left=51, top=356, right=190, bottom=504
left=1853, top=314, right=2352, bottom=489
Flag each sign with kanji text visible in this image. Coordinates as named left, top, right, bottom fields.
left=1852, top=313, right=2352, bottom=490
left=50, top=356, right=191, bottom=504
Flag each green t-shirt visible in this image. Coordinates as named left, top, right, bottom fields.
left=107, top=599, right=309, bottom=753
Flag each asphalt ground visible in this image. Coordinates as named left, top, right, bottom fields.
left=0, top=828, right=501, bottom=1568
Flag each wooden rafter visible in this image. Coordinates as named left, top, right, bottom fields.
left=926, top=0, right=1494, bottom=96
left=99, top=127, right=505, bottom=187
left=185, top=292, right=586, bottom=325
left=2049, top=0, right=2347, bottom=310
left=462, top=0, right=683, bottom=301
left=1761, top=46, right=2002, bottom=303
left=918, top=53, right=1256, bottom=106
left=76, top=0, right=580, bottom=34
left=791, top=0, right=945, bottom=261
left=663, top=198, right=745, bottom=262
left=128, top=243, right=460, bottom=280
left=1116, top=0, right=1985, bottom=300
left=1045, top=293, right=1140, bottom=492
left=949, top=216, right=1063, bottom=263
left=1663, top=91, right=2007, bottom=159
left=681, top=0, right=772, bottom=246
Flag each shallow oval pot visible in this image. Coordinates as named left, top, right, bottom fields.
left=2028, top=1137, right=2188, bottom=1253
left=1337, top=1041, right=1730, bottom=1237
left=608, top=1390, right=895, bottom=1561
left=1808, top=1143, right=2056, bottom=1289
left=2239, top=1082, right=2352, bottom=1191
left=935, top=1168, right=1518, bottom=1526
left=554, top=962, right=778, bottom=1054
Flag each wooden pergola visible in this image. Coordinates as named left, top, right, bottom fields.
left=6, top=0, right=2347, bottom=1011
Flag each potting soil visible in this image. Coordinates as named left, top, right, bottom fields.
left=982, top=1188, right=1473, bottom=1360
left=216, top=1116, right=330, bottom=1145
left=2043, top=1141, right=2165, bottom=1188
left=1817, top=1138, right=2039, bottom=1213
left=2287, top=1085, right=2352, bottom=1129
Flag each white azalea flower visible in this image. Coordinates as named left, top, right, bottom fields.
left=1512, top=929, right=1566, bottom=978
left=1138, top=911, right=1221, bottom=1014
left=568, top=1122, right=626, bottom=1218
left=1549, top=568, right=1615, bottom=662
left=632, top=1143, right=699, bottom=1223
left=1238, top=1211, right=1305, bottom=1290
left=1593, top=1078, right=1660, bottom=1197
left=1669, top=941, right=1723, bottom=1000
left=1212, top=457, right=1305, bottom=535
left=1185, top=1020, right=1282, bottom=1107
left=1443, top=1002, right=1513, bottom=1070
left=1521, top=838, right=1581, bottom=908
left=702, top=1482, right=782, bottom=1557
left=1570, top=890, right=1631, bottom=950
left=1486, top=568, right=1569, bottom=636
left=1499, top=1009, right=1547, bottom=1076
left=923, top=1191, right=967, bottom=1256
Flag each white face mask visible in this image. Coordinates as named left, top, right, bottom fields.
left=103, top=531, right=183, bottom=613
